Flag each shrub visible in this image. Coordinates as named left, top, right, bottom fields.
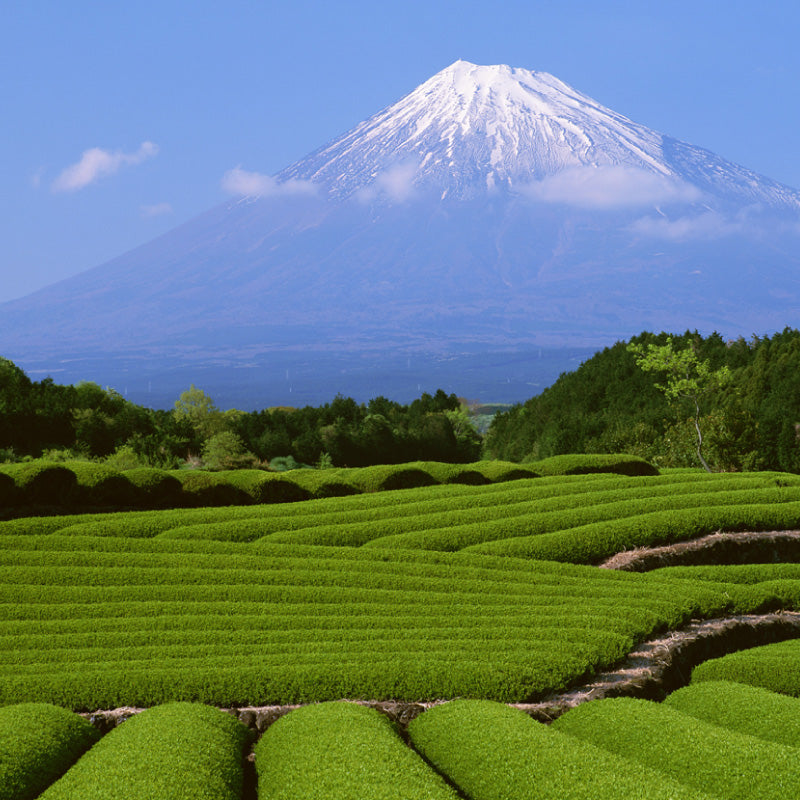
left=66, top=462, right=139, bottom=507
left=39, top=703, right=253, bottom=800
left=201, top=432, right=259, bottom=471
left=553, top=696, right=800, bottom=800
left=665, top=680, right=800, bottom=748
left=0, top=462, right=77, bottom=506
left=124, top=468, right=184, bottom=508
left=0, top=702, right=100, bottom=800
left=529, top=453, right=659, bottom=477
left=255, top=702, right=459, bottom=799
left=409, top=699, right=709, bottom=800
left=691, top=639, right=800, bottom=696
left=172, top=471, right=249, bottom=507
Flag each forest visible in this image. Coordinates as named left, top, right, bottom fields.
left=486, top=327, right=800, bottom=473
left=0, top=358, right=481, bottom=469
left=2, top=326, right=800, bottom=474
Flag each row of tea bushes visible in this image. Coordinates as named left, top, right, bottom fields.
left=4, top=703, right=252, bottom=800
left=0, top=459, right=541, bottom=513
left=690, top=639, right=800, bottom=695
left=13, top=686, right=800, bottom=799
left=408, top=700, right=711, bottom=800
left=255, top=702, right=459, bottom=800
left=0, top=702, right=99, bottom=800
left=665, top=680, right=800, bottom=748
left=552, top=695, right=800, bottom=800
left=0, top=532, right=735, bottom=708
left=4, top=470, right=792, bottom=554
left=0, top=454, right=661, bottom=516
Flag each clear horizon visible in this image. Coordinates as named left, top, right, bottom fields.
left=4, top=0, right=800, bottom=304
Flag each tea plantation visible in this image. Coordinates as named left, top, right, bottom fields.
left=3, top=458, right=800, bottom=797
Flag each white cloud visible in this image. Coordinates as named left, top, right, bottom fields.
left=221, top=166, right=316, bottom=197
left=140, top=202, right=173, bottom=218
left=357, top=161, right=419, bottom=203
left=628, top=211, right=743, bottom=241
left=519, top=166, right=703, bottom=209
left=52, top=141, right=158, bottom=192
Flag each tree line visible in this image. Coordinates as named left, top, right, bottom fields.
left=0, top=358, right=481, bottom=469
left=485, top=328, right=800, bottom=473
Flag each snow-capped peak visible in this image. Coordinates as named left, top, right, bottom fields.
left=278, top=61, right=800, bottom=209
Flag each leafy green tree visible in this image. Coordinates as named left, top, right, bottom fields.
left=201, top=431, right=258, bottom=471
left=173, top=385, right=227, bottom=441
left=628, top=336, right=731, bottom=472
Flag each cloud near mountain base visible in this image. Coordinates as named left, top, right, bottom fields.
left=519, top=165, right=703, bottom=209
left=221, top=167, right=317, bottom=198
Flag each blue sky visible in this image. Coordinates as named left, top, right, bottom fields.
left=3, top=0, right=800, bottom=303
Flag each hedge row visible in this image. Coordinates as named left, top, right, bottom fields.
left=0, top=535, right=736, bottom=708
left=665, top=680, right=800, bottom=748
left=553, top=696, right=800, bottom=800
left=526, top=453, right=659, bottom=477
left=38, top=703, right=252, bottom=800
left=0, top=702, right=100, bottom=800
left=690, top=639, right=800, bottom=695
left=255, top=701, right=459, bottom=800
left=0, top=459, right=542, bottom=515
left=466, top=498, right=800, bottom=563
left=407, top=699, right=710, bottom=800
left=5, top=469, right=787, bottom=548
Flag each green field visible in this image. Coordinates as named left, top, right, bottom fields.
left=3, top=459, right=800, bottom=796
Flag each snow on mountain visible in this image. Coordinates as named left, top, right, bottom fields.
left=279, top=60, right=800, bottom=210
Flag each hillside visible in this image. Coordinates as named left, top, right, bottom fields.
left=486, top=328, right=800, bottom=473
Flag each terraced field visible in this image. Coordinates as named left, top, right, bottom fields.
left=4, top=462, right=800, bottom=797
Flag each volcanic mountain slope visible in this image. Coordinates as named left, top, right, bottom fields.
left=2, top=60, right=800, bottom=383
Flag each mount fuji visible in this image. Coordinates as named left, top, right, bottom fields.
left=3, top=61, right=800, bottom=407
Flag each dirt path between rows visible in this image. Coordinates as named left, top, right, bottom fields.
left=599, top=529, right=800, bottom=571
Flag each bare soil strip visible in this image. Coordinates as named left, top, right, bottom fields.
left=599, top=529, right=800, bottom=571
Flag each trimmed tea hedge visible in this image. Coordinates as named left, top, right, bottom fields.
left=0, top=462, right=77, bottom=506
left=528, top=453, right=658, bottom=477
left=553, top=696, right=800, bottom=800
left=0, top=533, right=733, bottom=708
left=691, top=639, right=800, bottom=695
left=408, top=699, right=711, bottom=800
left=255, top=701, right=459, bottom=799
left=0, top=702, right=100, bottom=800
left=665, top=680, right=800, bottom=748
left=38, top=702, right=252, bottom=800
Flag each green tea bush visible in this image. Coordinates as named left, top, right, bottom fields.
left=39, top=702, right=252, bottom=800
left=0, top=703, right=100, bottom=800
left=553, top=696, right=800, bottom=800
left=0, top=462, right=77, bottom=506
left=408, top=699, right=710, bottom=800
left=124, top=468, right=184, bottom=508
left=471, top=461, right=539, bottom=482
left=0, top=472, right=16, bottom=507
left=665, top=680, right=800, bottom=748
left=255, top=701, right=459, bottom=800
left=468, top=499, right=800, bottom=563
left=171, top=471, right=249, bottom=507
left=529, top=453, right=659, bottom=476
left=279, top=468, right=361, bottom=498
left=66, top=462, right=139, bottom=507
left=691, top=639, right=800, bottom=695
